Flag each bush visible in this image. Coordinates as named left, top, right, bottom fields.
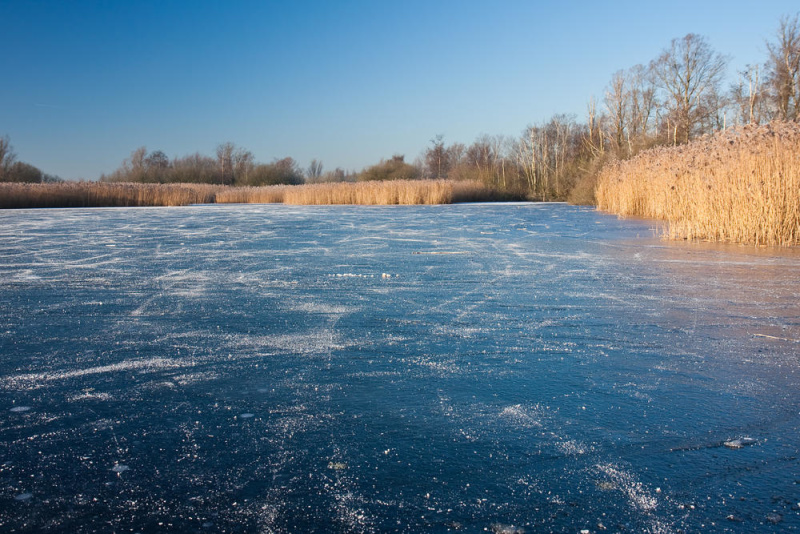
left=358, top=155, right=421, bottom=182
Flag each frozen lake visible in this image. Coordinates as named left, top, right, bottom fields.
left=0, top=203, right=798, bottom=533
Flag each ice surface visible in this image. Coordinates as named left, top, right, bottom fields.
left=0, top=203, right=798, bottom=532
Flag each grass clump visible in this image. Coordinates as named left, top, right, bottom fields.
left=596, top=120, right=800, bottom=246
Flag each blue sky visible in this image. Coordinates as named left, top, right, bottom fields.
left=1, top=0, right=798, bottom=180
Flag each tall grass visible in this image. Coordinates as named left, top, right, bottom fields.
left=596, top=121, right=800, bottom=246
left=214, top=186, right=287, bottom=204
left=280, top=180, right=509, bottom=205
left=0, top=182, right=221, bottom=209
left=0, top=180, right=513, bottom=209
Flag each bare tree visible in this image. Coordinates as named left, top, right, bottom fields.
left=489, top=135, right=513, bottom=189
left=651, top=33, right=727, bottom=143
left=126, top=147, right=148, bottom=182
left=515, top=116, right=577, bottom=200
left=605, top=70, right=629, bottom=156
left=306, top=159, right=323, bottom=182
left=216, top=142, right=235, bottom=185
left=731, top=65, right=767, bottom=125
left=583, top=97, right=605, bottom=157
left=171, top=153, right=218, bottom=183
left=549, top=114, right=575, bottom=198
left=320, top=168, right=351, bottom=183
left=424, top=135, right=451, bottom=179
left=0, top=135, right=17, bottom=181
left=446, top=142, right=466, bottom=169
left=515, top=125, right=552, bottom=199
left=627, top=64, right=657, bottom=144
left=233, top=148, right=254, bottom=184
left=465, top=135, right=497, bottom=185
left=766, top=14, right=800, bottom=120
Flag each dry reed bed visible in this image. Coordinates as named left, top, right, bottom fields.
left=596, top=121, right=800, bottom=246
left=0, top=182, right=221, bottom=209
left=0, top=180, right=507, bottom=209
left=279, top=180, right=504, bottom=205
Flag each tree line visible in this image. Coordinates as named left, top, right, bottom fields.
left=4, top=13, right=798, bottom=200
left=99, top=143, right=419, bottom=186
left=417, top=14, right=800, bottom=201
left=100, top=143, right=306, bottom=186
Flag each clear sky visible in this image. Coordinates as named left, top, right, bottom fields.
left=1, top=0, right=798, bottom=180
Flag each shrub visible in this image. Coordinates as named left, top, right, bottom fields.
left=357, top=155, right=421, bottom=182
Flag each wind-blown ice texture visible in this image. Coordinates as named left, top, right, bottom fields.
left=0, top=204, right=798, bottom=533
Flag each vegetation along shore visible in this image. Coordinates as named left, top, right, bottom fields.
left=1, top=15, right=799, bottom=245
left=597, top=121, right=800, bottom=246
left=0, top=180, right=516, bottom=209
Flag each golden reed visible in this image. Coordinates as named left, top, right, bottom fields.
left=0, top=182, right=220, bottom=209
left=0, top=180, right=502, bottom=209
left=596, top=121, right=800, bottom=246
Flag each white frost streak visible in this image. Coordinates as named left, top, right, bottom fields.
left=1, top=357, right=194, bottom=390
left=226, top=330, right=351, bottom=355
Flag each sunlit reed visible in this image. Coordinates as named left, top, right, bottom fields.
left=0, top=180, right=508, bottom=209
left=596, top=121, right=800, bottom=246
